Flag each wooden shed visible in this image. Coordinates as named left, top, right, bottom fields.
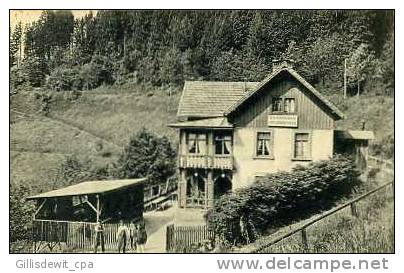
left=27, top=178, right=146, bottom=252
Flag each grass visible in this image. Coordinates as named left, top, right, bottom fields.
left=10, top=86, right=180, bottom=192
left=237, top=171, right=394, bottom=253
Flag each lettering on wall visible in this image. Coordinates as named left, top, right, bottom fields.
left=268, top=115, right=298, bottom=127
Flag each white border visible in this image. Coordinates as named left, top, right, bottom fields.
left=2, top=2, right=401, bottom=273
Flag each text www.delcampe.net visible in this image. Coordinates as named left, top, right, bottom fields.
left=217, top=257, right=389, bottom=272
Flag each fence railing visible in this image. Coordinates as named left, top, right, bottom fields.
left=179, top=154, right=233, bottom=170
left=166, top=224, right=215, bottom=252
left=245, top=181, right=393, bottom=253
left=32, top=220, right=134, bottom=252
left=368, top=156, right=394, bottom=173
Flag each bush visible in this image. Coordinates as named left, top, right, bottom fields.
left=10, top=183, right=35, bottom=242
left=113, top=128, right=177, bottom=184
left=206, top=155, right=361, bottom=246
left=78, top=55, right=115, bottom=90
left=47, top=66, right=80, bottom=91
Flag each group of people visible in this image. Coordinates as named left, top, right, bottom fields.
left=93, top=220, right=148, bottom=253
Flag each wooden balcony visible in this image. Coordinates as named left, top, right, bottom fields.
left=179, top=154, right=233, bottom=170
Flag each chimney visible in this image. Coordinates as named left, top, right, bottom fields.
left=272, top=58, right=295, bottom=72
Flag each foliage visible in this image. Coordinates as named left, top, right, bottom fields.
left=255, top=186, right=393, bottom=253
left=11, top=10, right=393, bottom=94
left=51, top=155, right=110, bottom=189
left=10, top=22, right=23, bottom=68
left=46, top=66, right=81, bottom=91
left=10, top=183, right=35, bottom=242
left=207, top=155, right=361, bottom=246
left=113, top=128, right=177, bottom=183
left=346, top=43, right=376, bottom=94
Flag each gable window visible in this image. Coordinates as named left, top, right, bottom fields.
left=284, top=98, right=296, bottom=113
left=272, top=97, right=296, bottom=113
left=188, top=133, right=207, bottom=154
left=256, top=132, right=272, bottom=157
left=293, top=132, right=311, bottom=160
left=215, top=133, right=232, bottom=155
left=272, top=97, right=283, bottom=112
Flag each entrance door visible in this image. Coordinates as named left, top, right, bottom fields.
left=186, top=171, right=206, bottom=207
left=214, top=174, right=232, bottom=199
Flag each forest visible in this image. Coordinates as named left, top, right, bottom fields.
left=10, top=10, right=394, bottom=95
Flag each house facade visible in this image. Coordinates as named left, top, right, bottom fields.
left=169, top=60, right=372, bottom=209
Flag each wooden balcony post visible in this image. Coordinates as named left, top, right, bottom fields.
left=96, top=194, right=100, bottom=222
left=207, top=171, right=214, bottom=208
left=179, top=170, right=187, bottom=208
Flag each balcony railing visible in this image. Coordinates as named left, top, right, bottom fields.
left=179, top=154, right=233, bottom=170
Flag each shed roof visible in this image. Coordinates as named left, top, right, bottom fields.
left=335, top=130, right=375, bottom=140
left=27, top=178, right=147, bottom=200
left=177, top=81, right=259, bottom=118
left=168, top=117, right=233, bottom=129
left=225, top=67, right=345, bottom=120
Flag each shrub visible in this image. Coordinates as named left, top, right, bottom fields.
left=206, top=155, right=361, bottom=246
left=46, top=66, right=80, bottom=91
left=78, top=55, right=115, bottom=90
left=10, top=183, right=35, bottom=242
left=113, top=128, right=177, bottom=184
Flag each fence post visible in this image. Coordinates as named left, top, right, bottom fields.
left=350, top=202, right=358, bottom=217
left=166, top=224, right=174, bottom=253
left=301, top=228, right=309, bottom=253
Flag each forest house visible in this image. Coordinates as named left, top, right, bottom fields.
left=169, top=59, right=374, bottom=209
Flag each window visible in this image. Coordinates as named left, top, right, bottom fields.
left=187, top=133, right=207, bottom=154
left=272, top=97, right=296, bottom=113
left=152, top=185, right=160, bottom=196
left=294, top=132, right=311, bottom=159
left=272, top=97, right=283, bottom=112
left=215, top=134, right=232, bottom=155
left=256, top=132, right=272, bottom=157
left=72, top=195, right=88, bottom=206
left=284, top=98, right=296, bottom=113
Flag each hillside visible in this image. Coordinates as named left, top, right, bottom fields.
left=10, top=87, right=180, bottom=192
left=10, top=86, right=393, bottom=193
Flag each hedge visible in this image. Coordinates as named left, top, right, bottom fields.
left=206, top=155, right=361, bottom=246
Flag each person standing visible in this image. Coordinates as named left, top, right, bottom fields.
left=93, top=221, right=105, bottom=253
left=116, top=220, right=130, bottom=253
left=136, top=222, right=147, bottom=253
left=129, top=221, right=137, bottom=251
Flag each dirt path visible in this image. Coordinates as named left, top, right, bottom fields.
left=143, top=208, right=175, bottom=253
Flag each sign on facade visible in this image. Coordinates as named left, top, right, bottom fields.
left=268, top=115, right=298, bottom=127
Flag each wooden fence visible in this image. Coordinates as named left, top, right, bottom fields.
left=32, top=220, right=133, bottom=252
left=368, top=156, right=394, bottom=173
left=166, top=224, right=215, bottom=252
left=246, top=180, right=393, bottom=253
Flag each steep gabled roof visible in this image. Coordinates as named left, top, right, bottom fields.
left=27, top=178, right=147, bottom=199
left=224, top=67, right=345, bottom=120
left=168, top=117, right=233, bottom=129
left=177, top=81, right=259, bottom=118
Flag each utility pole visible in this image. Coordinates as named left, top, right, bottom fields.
left=343, top=58, right=347, bottom=99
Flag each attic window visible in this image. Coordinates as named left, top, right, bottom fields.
left=284, top=98, right=296, bottom=113
left=272, top=98, right=283, bottom=112
left=272, top=97, right=296, bottom=113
